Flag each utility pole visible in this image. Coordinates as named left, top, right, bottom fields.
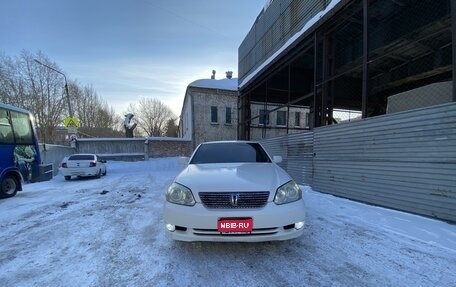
left=34, top=59, right=73, bottom=117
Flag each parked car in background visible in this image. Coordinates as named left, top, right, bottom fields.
left=164, top=141, right=306, bottom=242
left=60, top=154, right=107, bottom=181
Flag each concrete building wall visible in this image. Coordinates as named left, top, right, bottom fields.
left=185, top=87, right=238, bottom=148
left=179, top=92, right=193, bottom=140
left=36, top=138, right=193, bottom=179
left=76, top=138, right=192, bottom=161
left=387, top=81, right=453, bottom=114
left=249, top=102, right=310, bottom=140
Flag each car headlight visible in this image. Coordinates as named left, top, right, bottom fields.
left=166, top=182, right=195, bottom=206
left=274, top=180, right=302, bottom=205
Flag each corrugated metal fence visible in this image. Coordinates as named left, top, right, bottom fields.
left=261, top=103, right=456, bottom=222
left=261, top=132, right=314, bottom=184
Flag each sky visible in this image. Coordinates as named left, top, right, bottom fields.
left=1, top=157, right=455, bottom=286
left=0, top=0, right=266, bottom=116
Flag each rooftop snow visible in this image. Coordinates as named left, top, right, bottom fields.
left=188, top=78, right=238, bottom=91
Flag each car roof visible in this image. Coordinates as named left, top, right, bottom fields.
left=0, top=102, right=30, bottom=114
left=68, top=154, right=97, bottom=159
left=200, top=140, right=260, bottom=145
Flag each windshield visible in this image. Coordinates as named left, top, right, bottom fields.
left=68, top=155, right=95, bottom=161
left=190, top=142, right=271, bottom=164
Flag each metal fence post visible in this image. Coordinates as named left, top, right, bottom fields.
left=144, top=139, right=149, bottom=161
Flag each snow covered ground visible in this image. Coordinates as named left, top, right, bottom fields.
left=1, top=158, right=455, bottom=286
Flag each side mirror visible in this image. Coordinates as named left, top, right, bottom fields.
left=178, top=157, right=190, bottom=165
left=273, top=156, right=282, bottom=163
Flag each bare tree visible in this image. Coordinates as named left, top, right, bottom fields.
left=127, top=97, right=175, bottom=137
left=0, top=51, right=69, bottom=142
left=1, top=52, right=66, bottom=143
left=0, top=53, right=27, bottom=107
left=71, top=82, right=122, bottom=137
left=0, top=50, right=122, bottom=143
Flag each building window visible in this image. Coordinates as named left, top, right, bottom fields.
left=211, top=106, right=218, bottom=123
left=259, top=109, right=269, bottom=125
left=225, top=107, right=232, bottom=124
left=295, top=112, right=300, bottom=127
left=276, top=111, right=286, bottom=126
left=305, top=112, right=310, bottom=127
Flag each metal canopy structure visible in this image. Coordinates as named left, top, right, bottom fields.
left=238, top=0, right=454, bottom=140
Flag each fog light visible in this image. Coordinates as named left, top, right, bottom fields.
left=166, top=224, right=176, bottom=232
left=294, top=221, right=305, bottom=230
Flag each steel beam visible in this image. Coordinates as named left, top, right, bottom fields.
left=362, top=0, right=369, bottom=117
left=452, top=0, right=456, bottom=101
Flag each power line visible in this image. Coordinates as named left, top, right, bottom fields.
left=146, top=2, right=228, bottom=38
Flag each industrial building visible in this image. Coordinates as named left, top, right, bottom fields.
left=237, top=0, right=456, bottom=222
left=238, top=0, right=454, bottom=139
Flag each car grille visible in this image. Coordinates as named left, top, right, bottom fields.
left=198, top=192, right=269, bottom=209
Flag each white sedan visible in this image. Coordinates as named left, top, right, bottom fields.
left=60, top=154, right=107, bottom=180
left=164, top=141, right=306, bottom=242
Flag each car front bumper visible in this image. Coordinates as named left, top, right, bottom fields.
left=164, top=200, right=306, bottom=242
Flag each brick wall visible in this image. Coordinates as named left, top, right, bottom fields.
left=148, top=139, right=193, bottom=158
left=190, top=87, right=238, bottom=147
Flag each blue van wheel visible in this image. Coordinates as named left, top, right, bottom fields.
left=0, top=175, right=18, bottom=198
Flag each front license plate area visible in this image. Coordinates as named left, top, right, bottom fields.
left=218, top=218, right=253, bottom=234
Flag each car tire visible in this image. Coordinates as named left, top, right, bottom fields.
left=96, top=170, right=101, bottom=179
left=0, top=175, right=19, bottom=199
left=102, top=169, right=107, bottom=176
left=64, top=176, right=71, bottom=181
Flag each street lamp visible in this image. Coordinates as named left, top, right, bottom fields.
left=34, top=59, right=73, bottom=117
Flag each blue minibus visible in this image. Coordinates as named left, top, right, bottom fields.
left=0, top=103, right=43, bottom=198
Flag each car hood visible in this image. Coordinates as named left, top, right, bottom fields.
left=174, top=162, right=292, bottom=197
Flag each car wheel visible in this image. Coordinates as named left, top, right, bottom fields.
left=0, top=175, right=18, bottom=198
left=64, top=176, right=71, bottom=181
left=102, top=169, right=107, bottom=176
left=96, top=169, right=101, bottom=178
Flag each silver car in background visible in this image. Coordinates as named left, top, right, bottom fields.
left=60, top=154, right=107, bottom=181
